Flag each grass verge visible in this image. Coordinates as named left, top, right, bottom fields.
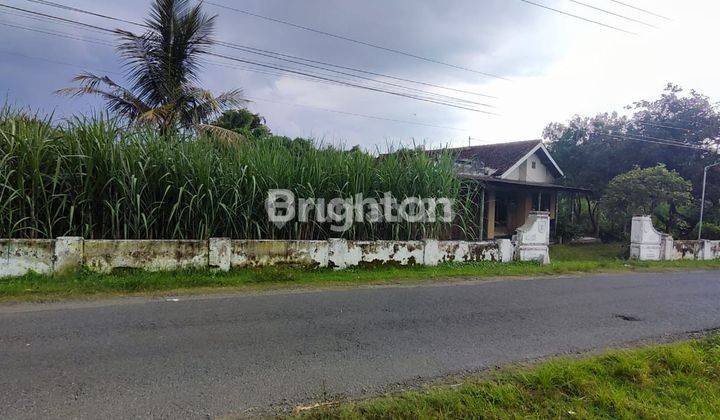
left=1, top=243, right=719, bottom=302
left=296, top=334, right=720, bottom=419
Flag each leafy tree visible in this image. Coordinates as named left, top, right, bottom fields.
left=545, top=84, right=720, bottom=233
left=214, top=109, right=271, bottom=138
left=546, top=85, right=719, bottom=193
left=60, top=0, right=243, bottom=135
left=601, top=164, right=693, bottom=238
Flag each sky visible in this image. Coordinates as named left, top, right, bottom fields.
left=0, top=0, right=718, bottom=151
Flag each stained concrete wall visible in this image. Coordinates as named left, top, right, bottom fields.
left=83, top=240, right=208, bottom=274
left=630, top=216, right=720, bottom=261
left=0, top=228, right=548, bottom=278
left=0, top=239, right=56, bottom=277
left=230, top=240, right=329, bottom=268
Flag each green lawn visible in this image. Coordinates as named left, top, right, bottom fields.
left=1, top=243, right=719, bottom=302
left=296, top=335, right=720, bottom=419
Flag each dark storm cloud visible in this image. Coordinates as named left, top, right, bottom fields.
left=0, top=0, right=559, bottom=147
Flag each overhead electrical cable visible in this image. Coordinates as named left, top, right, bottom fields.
left=0, top=49, right=121, bottom=74
left=224, top=44, right=497, bottom=99
left=200, top=0, right=510, bottom=80
left=245, top=96, right=470, bottom=131
left=632, top=120, right=693, bottom=132
left=0, top=49, right=470, bottom=132
left=0, top=21, right=113, bottom=46
left=20, top=0, right=497, bottom=99
left=0, top=8, right=113, bottom=35
left=24, top=0, right=144, bottom=27
left=567, top=0, right=657, bottom=28
left=0, top=5, right=493, bottom=113
left=605, top=0, right=671, bottom=21
left=518, top=0, right=637, bottom=35
left=597, top=132, right=707, bottom=150
left=215, top=41, right=494, bottom=108
left=207, top=52, right=498, bottom=114
left=1, top=14, right=463, bottom=106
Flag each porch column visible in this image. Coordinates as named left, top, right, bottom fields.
left=486, top=190, right=496, bottom=239
left=524, top=194, right=533, bottom=220
left=478, top=188, right=485, bottom=240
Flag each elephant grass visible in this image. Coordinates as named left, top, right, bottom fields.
left=0, top=107, right=477, bottom=241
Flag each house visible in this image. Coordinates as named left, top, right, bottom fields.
left=427, top=140, right=590, bottom=240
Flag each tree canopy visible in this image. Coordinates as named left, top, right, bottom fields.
left=601, top=164, right=693, bottom=237
left=545, top=84, right=720, bottom=198
left=214, top=109, right=271, bottom=138
left=60, top=0, right=244, bottom=134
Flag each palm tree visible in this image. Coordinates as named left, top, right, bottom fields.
left=60, top=0, right=244, bottom=135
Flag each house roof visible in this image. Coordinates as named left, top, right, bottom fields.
left=460, top=174, right=592, bottom=193
left=445, top=140, right=541, bottom=174
left=426, top=140, right=554, bottom=176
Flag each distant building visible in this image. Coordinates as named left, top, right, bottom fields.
left=427, top=140, right=590, bottom=239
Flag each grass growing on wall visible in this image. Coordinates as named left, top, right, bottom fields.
left=0, top=106, right=477, bottom=240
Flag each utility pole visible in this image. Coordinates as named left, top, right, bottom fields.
left=698, top=161, right=720, bottom=240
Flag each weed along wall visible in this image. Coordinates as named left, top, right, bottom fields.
left=0, top=213, right=552, bottom=278
left=630, top=216, right=720, bottom=261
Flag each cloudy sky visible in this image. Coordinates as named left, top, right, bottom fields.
left=0, top=0, right=717, bottom=151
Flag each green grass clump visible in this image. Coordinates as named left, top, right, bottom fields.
left=297, top=335, right=720, bottom=419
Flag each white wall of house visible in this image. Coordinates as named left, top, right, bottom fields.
left=504, top=151, right=556, bottom=183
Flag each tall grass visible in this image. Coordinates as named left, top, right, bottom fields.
left=0, top=107, right=480, bottom=240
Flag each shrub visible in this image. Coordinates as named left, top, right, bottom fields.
left=692, top=223, right=720, bottom=240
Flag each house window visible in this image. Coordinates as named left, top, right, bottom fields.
left=531, top=161, right=537, bottom=169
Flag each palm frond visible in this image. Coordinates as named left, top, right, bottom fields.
left=182, top=87, right=245, bottom=126
left=59, top=0, right=234, bottom=133
left=196, top=123, right=246, bottom=144
left=57, top=73, right=151, bottom=121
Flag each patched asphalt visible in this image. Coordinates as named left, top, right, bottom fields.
left=1, top=270, right=720, bottom=418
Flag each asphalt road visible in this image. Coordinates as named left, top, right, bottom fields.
left=2, top=270, right=720, bottom=419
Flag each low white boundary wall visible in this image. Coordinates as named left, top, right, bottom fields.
left=630, top=216, right=720, bottom=261
left=1, top=213, right=552, bottom=277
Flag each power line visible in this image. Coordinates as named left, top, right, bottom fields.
left=567, top=0, right=658, bottom=28
left=632, top=120, right=692, bottom=132
left=24, top=0, right=144, bottom=27
left=215, top=41, right=494, bottom=109
left=0, top=3, right=115, bottom=33
left=518, top=0, right=637, bottom=35
left=201, top=0, right=510, bottom=81
left=0, top=49, right=122, bottom=74
left=614, top=129, right=705, bottom=146
left=246, top=96, right=469, bottom=132
left=0, top=15, right=412, bottom=101
left=0, top=20, right=113, bottom=47
left=597, top=132, right=706, bottom=150
left=605, top=0, right=671, bottom=21
left=17, top=0, right=497, bottom=100
left=595, top=126, right=702, bottom=146
left=0, top=8, right=494, bottom=114
left=0, top=49, right=470, bottom=132
left=226, top=44, right=497, bottom=99
left=0, top=8, right=113, bottom=35
left=208, top=52, right=498, bottom=114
